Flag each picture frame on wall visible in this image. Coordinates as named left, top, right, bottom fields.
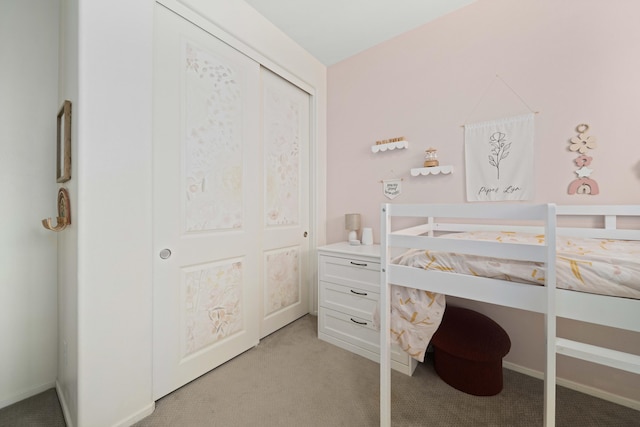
left=56, top=100, right=72, bottom=183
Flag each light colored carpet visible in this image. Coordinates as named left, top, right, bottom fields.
left=2, top=315, right=638, bottom=426
left=0, top=388, right=65, bottom=427
left=134, top=315, right=639, bottom=427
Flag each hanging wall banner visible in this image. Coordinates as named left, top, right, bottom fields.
left=465, top=113, right=535, bottom=202
left=383, top=178, right=402, bottom=199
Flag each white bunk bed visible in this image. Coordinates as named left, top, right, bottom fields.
left=379, top=203, right=640, bottom=427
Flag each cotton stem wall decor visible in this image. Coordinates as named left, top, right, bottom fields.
left=464, top=113, right=535, bottom=201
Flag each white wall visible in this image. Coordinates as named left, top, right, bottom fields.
left=0, top=0, right=60, bottom=409
left=56, top=0, right=79, bottom=423
left=72, top=0, right=155, bottom=425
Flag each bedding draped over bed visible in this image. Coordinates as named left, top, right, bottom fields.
left=374, top=285, right=445, bottom=362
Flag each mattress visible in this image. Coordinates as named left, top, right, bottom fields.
left=386, top=231, right=640, bottom=362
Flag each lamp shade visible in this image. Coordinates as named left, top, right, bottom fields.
left=345, top=213, right=361, bottom=231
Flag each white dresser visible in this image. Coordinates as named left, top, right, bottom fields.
left=317, top=242, right=418, bottom=375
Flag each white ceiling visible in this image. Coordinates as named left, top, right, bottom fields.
left=244, top=0, right=476, bottom=66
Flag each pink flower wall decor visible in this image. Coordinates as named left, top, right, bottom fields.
left=568, top=124, right=599, bottom=195
left=574, top=155, right=593, bottom=167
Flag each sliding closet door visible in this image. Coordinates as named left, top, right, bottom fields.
left=259, top=69, right=310, bottom=338
left=153, top=6, right=261, bottom=399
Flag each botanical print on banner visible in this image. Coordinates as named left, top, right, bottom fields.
left=465, top=113, right=535, bottom=201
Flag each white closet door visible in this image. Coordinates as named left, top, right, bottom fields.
left=259, top=68, right=310, bottom=338
left=153, top=6, right=261, bottom=399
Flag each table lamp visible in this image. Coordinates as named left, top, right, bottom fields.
left=345, top=213, right=361, bottom=243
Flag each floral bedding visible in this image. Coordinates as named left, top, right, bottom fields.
left=386, top=231, right=640, bottom=362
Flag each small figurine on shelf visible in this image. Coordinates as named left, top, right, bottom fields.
left=424, top=147, right=439, bottom=167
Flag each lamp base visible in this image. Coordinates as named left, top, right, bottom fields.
left=348, top=230, right=358, bottom=242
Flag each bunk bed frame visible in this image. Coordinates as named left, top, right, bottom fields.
left=379, top=203, right=640, bottom=427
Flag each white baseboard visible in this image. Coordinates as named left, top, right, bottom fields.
left=55, top=380, right=154, bottom=427
left=0, top=381, right=56, bottom=410
left=112, top=402, right=155, bottom=427
left=55, top=380, right=73, bottom=427
left=503, top=361, right=640, bottom=411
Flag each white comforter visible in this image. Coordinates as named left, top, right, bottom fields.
left=387, top=231, right=640, bottom=362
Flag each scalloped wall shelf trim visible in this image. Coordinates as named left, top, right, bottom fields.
left=371, top=140, right=409, bottom=153
left=410, top=165, right=454, bottom=176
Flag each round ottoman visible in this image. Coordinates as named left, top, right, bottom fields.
left=430, top=305, right=511, bottom=396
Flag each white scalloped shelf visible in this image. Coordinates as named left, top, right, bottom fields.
left=410, top=165, right=453, bottom=176
left=371, top=140, right=408, bottom=153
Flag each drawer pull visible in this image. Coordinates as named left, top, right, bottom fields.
left=350, top=318, right=368, bottom=326
left=350, top=261, right=368, bottom=267
left=350, top=289, right=368, bottom=296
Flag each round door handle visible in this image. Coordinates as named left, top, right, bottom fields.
left=303, top=231, right=308, bottom=237
left=159, top=248, right=172, bottom=259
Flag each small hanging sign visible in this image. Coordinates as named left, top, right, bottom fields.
left=383, top=178, right=402, bottom=199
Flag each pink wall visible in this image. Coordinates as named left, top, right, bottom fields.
left=327, top=0, right=640, bottom=406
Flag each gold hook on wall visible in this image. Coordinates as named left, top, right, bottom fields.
left=42, top=188, right=71, bottom=232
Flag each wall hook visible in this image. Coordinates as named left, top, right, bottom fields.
left=42, top=188, right=71, bottom=232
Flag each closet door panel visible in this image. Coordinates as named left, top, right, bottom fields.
left=259, top=68, right=310, bottom=338
left=153, top=5, right=260, bottom=400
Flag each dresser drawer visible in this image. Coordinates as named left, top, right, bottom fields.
left=319, top=308, right=407, bottom=364
left=319, top=281, right=378, bottom=321
left=319, top=255, right=380, bottom=294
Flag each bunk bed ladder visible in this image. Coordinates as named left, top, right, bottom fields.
left=546, top=205, right=640, bottom=426
left=556, top=339, right=640, bottom=375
